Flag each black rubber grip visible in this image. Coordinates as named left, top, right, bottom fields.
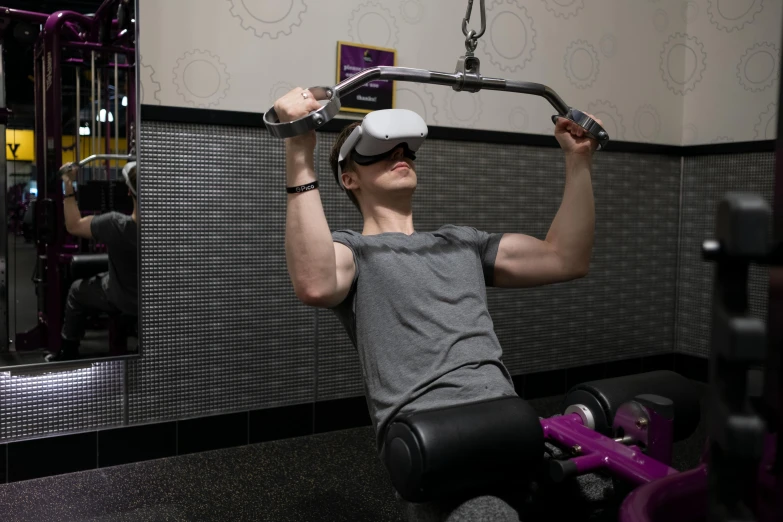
left=549, top=459, right=578, bottom=483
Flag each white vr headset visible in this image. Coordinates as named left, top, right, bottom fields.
left=337, top=109, right=428, bottom=190
left=122, top=161, right=137, bottom=197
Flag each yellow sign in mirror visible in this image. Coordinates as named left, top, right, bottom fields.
left=5, top=129, right=128, bottom=162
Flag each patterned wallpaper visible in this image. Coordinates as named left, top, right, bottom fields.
left=138, top=0, right=781, bottom=145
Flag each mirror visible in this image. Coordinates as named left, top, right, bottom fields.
left=0, top=0, right=139, bottom=369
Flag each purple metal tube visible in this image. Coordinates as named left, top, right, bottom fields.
left=85, top=0, right=120, bottom=42
left=614, top=401, right=674, bottom=466
left=541, top=414, right=679, bottom=486
left=42, top=10, right=89, bottom=351
left=62, top=41, right=135, bottom=55
left=618, top=464, right=708, bottom=522
left=564, top=452, right=607, bottom=474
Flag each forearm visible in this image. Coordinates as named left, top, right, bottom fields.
left=284, top=136, right=337, bottom=299
left=62, top=184, right=82, bottom=233
left=545, top=154, right=595, bottom=274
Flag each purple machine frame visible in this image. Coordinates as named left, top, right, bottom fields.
left=0, top=1, right=136, bottom=353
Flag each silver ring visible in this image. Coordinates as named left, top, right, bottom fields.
left=301, top=91, right=309, bottom=99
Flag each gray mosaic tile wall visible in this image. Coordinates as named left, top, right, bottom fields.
left=0, top=361, right=125, bottom=441
left=676, top=152, right=775, bottom=358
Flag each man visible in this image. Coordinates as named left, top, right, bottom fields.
left=46, top=161, right=138, bottom=361
left=276, top=88, right=601, bottom=520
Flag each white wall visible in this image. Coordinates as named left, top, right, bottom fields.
left=139, top=0, right=781, bottom=146
left=682, top=0, right=781, bottom=144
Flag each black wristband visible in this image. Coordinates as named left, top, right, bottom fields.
left=64, top=193, right=76, bottom=199
left=286, top=181, right=319, bottom=194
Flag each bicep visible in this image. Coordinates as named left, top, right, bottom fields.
left=493, top=233, right=571, bottom=288
left=311, top=242, right=356, bottom=309
left=71, top=216, right=95, bottom=239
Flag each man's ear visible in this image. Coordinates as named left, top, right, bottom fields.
left=341, top=168, right=359, bottom=190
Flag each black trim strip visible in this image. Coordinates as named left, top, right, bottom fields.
left=141, top=105, right=774, bottom=156
left=680, top=140, right=775, bottom=156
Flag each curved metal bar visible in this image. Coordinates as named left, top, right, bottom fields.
left=78, top=153, right=134, bottom=167
left=263, top=65, right=609, bottom=149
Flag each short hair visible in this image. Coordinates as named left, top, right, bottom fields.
left=328, top=121, right=362, bottom=215
left=127, top=165, right=137, bottom=199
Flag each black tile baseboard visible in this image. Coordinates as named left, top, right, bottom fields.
left=605, top=358, right=644, bottom=379
left=177, top=412, right=249, bottom=456
left=8, top=432, right=97, bottom=482
left=642, top=353, right=676, bottom=373
left=250, top=403, right=313, bottom=444
left=0, top=353, right=686, bottom=484
left=524, top=369, right=567, bottom=399
left=565, top=363, right=606, bottom=390
left=314, top=396, right=372, bottom=434
left=98, top=422, right=177, bottom=468
left=674, top=354, right=709, bottom=383
left=1, top=444, right=6, bottom=484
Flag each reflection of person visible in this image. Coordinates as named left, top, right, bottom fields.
left=46, top=162, right=138, bottom=362
left=276, top=89, right=601, bottom=519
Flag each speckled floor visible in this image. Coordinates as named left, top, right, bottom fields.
left=0, top=392, right=707, bottom=522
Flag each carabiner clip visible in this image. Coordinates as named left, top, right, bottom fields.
left=461, top=0, right=486, bottom=39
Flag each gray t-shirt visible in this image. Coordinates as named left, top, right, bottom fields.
left=331, top=225, right=518, bottom=454
left=91, top=212, right=138, bottom=315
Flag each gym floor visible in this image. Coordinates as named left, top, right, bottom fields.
left=0, top=388, right=708, bottom=521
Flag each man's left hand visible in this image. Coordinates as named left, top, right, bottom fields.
left=554, top=114, right=603, bottom=158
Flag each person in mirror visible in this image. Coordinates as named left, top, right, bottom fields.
left=46, top=162, right=139, bottom=362
left=276, top=88, right=602, bottom=521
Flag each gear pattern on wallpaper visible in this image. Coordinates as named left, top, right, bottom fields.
left=480, top=0, right=537, bottom=73
left=396, top=83, right=439, bottom=123
left=599, top=34, right=616, bottom=58
left=140, top=55, right=162, bottom=105
left=634, top=104, right=661, bottom=142
left=173, top=50, right=231, bottom=108
left=508, top=107, right=530, bottom=131
left=682, top=123, right=698, bottom=145
left=443, top=89, right=483, bottom=128
left=754, top=103, right=777, bottom=140
left=227, top=0, right=308, bottom=39
left=540, top=0, right=584, bottom=19
left=268, top=81, right=296, bottom=107
left=399, top=0, right=425, bottom=24
left=682, top=1, right=700, bottom=23
left=564, top=40, right=600, bottom=89
left=348, top=1, right=400, bottom=48
left=660, top=33, right=706, bottom=95
left=653, top=9, right=669, bottom=32
left=737, top=42, right=779, bottom=92
left=707, top=0, right=764, bottom=32
left=587, top=100, right=626, bottom=140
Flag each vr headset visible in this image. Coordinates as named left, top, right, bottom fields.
left=337, top=109, right=428, bottom=190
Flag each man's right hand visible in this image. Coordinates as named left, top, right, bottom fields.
left=273, top=88, right=323, bottom=149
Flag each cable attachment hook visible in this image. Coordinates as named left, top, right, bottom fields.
left=462, top=0, right=486, bottom=56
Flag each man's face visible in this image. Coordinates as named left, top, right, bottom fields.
left=344, top=145, right=417, bottom=197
